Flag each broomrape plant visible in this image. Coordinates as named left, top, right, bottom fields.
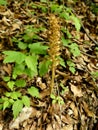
left=48, top=14, right=61, bottom=93
left=0, top=1, right=82, bottom=118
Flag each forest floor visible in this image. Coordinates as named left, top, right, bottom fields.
left=0, top=0, right=98, bottom=130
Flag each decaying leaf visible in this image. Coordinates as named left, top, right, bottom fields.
left=82, top=101, right=95, bottom=117
left=69, top=102, right=78, bottom=119
left=70, top=83, right=83, bottom=97
left=61, top=124, right=73, bottom=130
left=46, top=124, right=53, bottom=130
left=9, top=107, right=33, bottom=129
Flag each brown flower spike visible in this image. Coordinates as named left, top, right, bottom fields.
left=48, top=14, right=61, bottom=93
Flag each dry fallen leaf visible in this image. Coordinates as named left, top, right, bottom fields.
left=0, top=9, right=13, bottom=17
left=2, top=16, right=10, bottom=26
left=0, top=124, right=3, bottom=130
left=9, top=107, right=33, bottom=129
left=46, top=124, right=53, bottom=130
left=3, top=64, right=12, bottom=76
left=70, top=83, right=83, bottom=97
left=82, top=101, right=95, bottom=117
left=69, top=102, right=78, bottom=119
left=61, top=124, right=73, bottom=130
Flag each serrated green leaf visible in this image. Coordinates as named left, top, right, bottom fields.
left=59, top=57, right=66, bottom=68
left=0, top=0, right=7, bottom=5
left=15, top=79, right=26, bottom=88
left=39, top=60, right=51, bottom=76
left=2, top=97, right=8, bottom=101
left=28, top=86, right=39, bottom=98
left=67, top=60, right=75, bottom=67
left=22, top=96, right=30, bottom=107
left=91, top=72, right=98, bottom=78
left=24, top=68, right=33, bottom=77
left=25, top=55, right=38, bottom=75
left=5, top=92, right=11, bottom=97
left=7, top=81, right=15, bottom=90
left=52, top=99, right=56, bottom=104
left=3, top=76, right=10, bottom=82
left=9, top=99, right=14, bottom=104
left=18, top=42, right=27, bottom=50
left=40, top=0, right=47, bottom=2
left=0, top=98, right=3, bottom=103
left=0, top=104, right=3, bottom=110
left=60, top=12, right=70, bottom=20
left=70, top=15, right=81, bottom=31
left=23, top=26, right=43, bottom=41
left=12, top=63, right=25, bottom=79
left=3, top=51, right=26, bottom=64
left=29, top=43, right=48, bottom=55
left=61, top=37, right=70, bottom=47
left=3, top=100, right=10, bottom=110
left=12, top=100, right=23, bottom=119
left=11, top=92, right=21, bottom=99
left=67, top=60, right=76, bottom=74
left=50, top=4, right=63, bottom=14
left=69, top=66, right=76, bottom=74
left=50, top=94, right=56, bottom=99
left=69, top=43, right=80, bottom=57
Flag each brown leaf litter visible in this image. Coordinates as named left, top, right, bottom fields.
left=0, top=0, right=98, bottom=130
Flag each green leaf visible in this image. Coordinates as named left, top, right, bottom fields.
left=52, top=100, right=56, bottom=104
left=23, top=26, right=43, bottom=41
left=18, top=42, right=27, bottom=50
left=50, top=4, right=63, bottom=14
left=28, top=86, right=39, bottom=98
left=61, top=27, right=72, bottom=38
left=24, top=68, right=34, bottom=77
left=40, top=0, right=47, bottom=2
left=3, top=76, right=10, bottom=82
left=39, top=60, right=51, bottom=76
left=0, top=98, right=3, bottom=103
left=12, top=63, right=25, bottom=79
left=5, top=92, right=11, bottom=97
left=66, top=29, right=72, bottom=38
left=11, top=92, right=21, bottom=99
left=60, top=12, right=70, bottom=20
left=15, top=79, right=26, bottom=88
left=2, top=97, right=8, bottom=101
left=50, top=94, right=56, bottom=99
left=29, top=43, right=48, bottom=55
left=61, top=37, right=71, bottom=47
left=12, top=100, right=23, bottom=119
left=37, top=4, right=48, bottom=12
left=0, top=0, right=7, bottom=5
left=67, top=60, right=75, bottom=67
left=9, top=99, right=14, bottom=104
left=0, top=104, right=3, bottom=110
left=69, top=43, right=80, bottom=57
left=59, top=57, right=66, bottom=68
left=3, top=100, right=10, bottom=110
left=70, top=15, right=81, bottom=31
left=67, top=60, right=76, bottom=74
left=25, top=55, right=38, bottom=75
left=91, top=72, right=98, bottom=78
left=3, top=51, right=26, bottom=64
left=7, top=81, right=15, bottom=90
left=5, top=92, right=19, bottom=99
left=69, top=66, right=76, bottom=74
left=22, top=96, right=30, bottom=107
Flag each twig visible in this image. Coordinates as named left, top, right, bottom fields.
left=71, top=38, right=96, bottom=58
left=72, top=9, right=98, bottom=45
left=80, top=50, right=96, bottom=58
left=81, top=23, right=98, bottom=45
